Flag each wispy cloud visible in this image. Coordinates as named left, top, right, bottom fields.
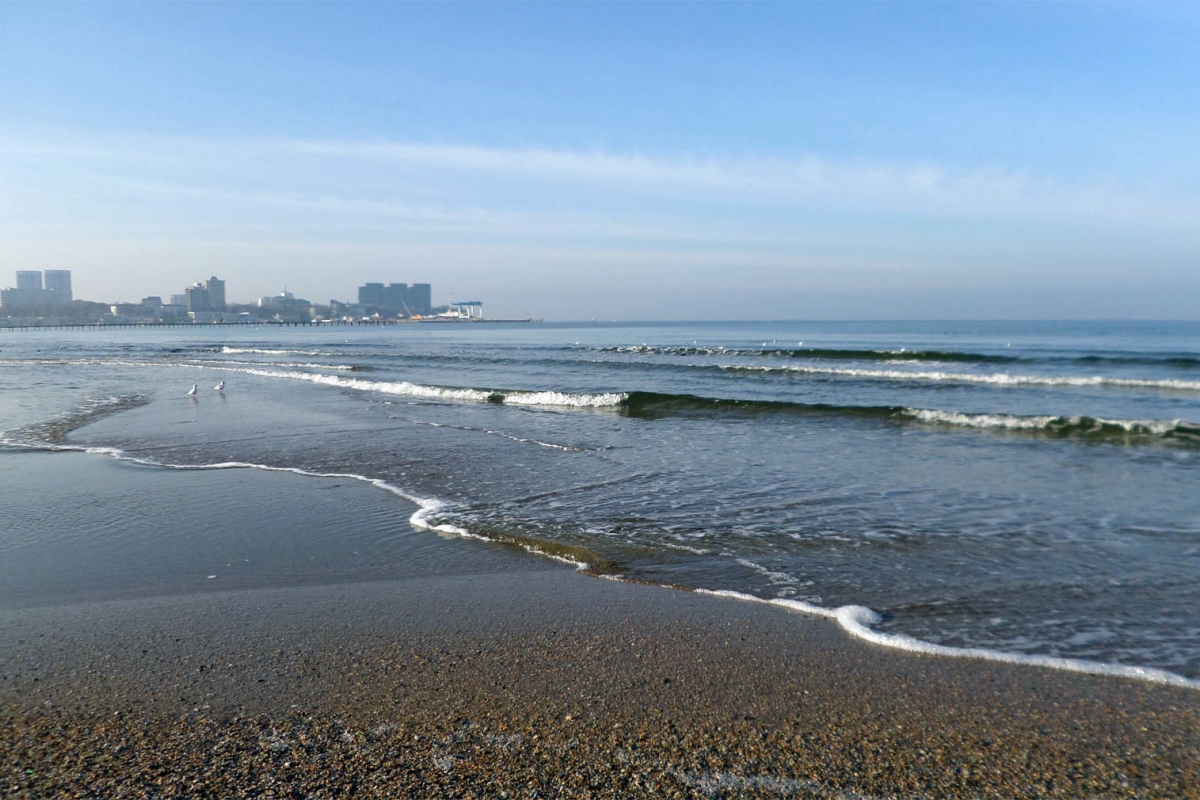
left=4, top=129, right=1199, bottom=233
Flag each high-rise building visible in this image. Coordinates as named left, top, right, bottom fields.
left=205, top=276, right=226, bottom=311
left=407, top=283, right=432, bottom=315
left=16, top=271, right=42, bottom=291
left=43, top=270, right=72, bottom=303
left=185, top=282, right=210, bottom=312
left=358, top=283, right=385, bottom=307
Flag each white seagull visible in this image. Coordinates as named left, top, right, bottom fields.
left=186, top=384, right=198, bottom=396
left=214, top=380, right=226, bottom=391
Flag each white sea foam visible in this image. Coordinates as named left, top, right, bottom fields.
left=200, top=359, right=361, bottom=371
left=907, top=408, right=1061, bottom=430
left=905, top=408, right=1194, bottom=436
left=695, top=589, right=1200, bottom=689
left=736, top=558, right=802, bottom=587
left=236, top=368, right=498, bottom=402
left=20, top=436, right=597, bottom=573
left=13, top=437, right=479, bottom=546
left=718, top=363, right=1200, bottom=392
left=503, top=389, right=625, bottom=408
left=224, top=366, right=626, bottom=409
left=221, top=346, right=328, bottom=356
left=397, top=417, right=584, bottom=451
left=277, top=362, right=360, bottom=371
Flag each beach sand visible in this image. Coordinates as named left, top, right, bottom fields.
left=4, top=563, right=1199, bottom=798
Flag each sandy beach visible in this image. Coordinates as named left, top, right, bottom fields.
left=4, top=553, right=1199, bottom=799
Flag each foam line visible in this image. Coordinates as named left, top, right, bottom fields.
left=718, top=363, right=1200, bottom=392
left=2, top=436, right=593, bottom=570
left=903, top=408, right=1196, bottom=437
left=190, top=358, right=362, bottom=371
left=220, top=346, right=331, bottom=356
left=227, top=366, right=626, bottom=408
left=394, top=416, right=585, bottom=451
left=695, top=589, right=1200, bottom=689
left=2, top=437, right=476, bottom=541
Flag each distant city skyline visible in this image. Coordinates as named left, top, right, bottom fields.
left=2, top=3, right=1199, bottom=319
left=0, top=267, right=448, bottom=319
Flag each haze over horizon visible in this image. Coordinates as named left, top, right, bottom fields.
left=2, top=2, right=1198, bottom=320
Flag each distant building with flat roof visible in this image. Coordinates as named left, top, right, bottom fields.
left=185, top=283, right=209, bottom=312
left=205, top=276, right=225, bottom=311
left=44, top=270, right=72, bottom=303
left=357, top=281, right=433, bottom=316
left=16, top=271, right=42, bottom=291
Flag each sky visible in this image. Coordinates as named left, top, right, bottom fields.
left=1, top=2, right=1198, bottom=320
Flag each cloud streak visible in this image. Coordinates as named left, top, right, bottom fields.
left=5, top=129, right=1200, bottom=232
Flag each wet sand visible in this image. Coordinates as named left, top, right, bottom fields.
left=4, top=559, right=1199, bottom=799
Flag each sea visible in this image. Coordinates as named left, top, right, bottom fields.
left=2, top=320, right=1198, bottom=687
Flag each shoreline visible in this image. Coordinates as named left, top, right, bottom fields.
left=14, top=442, right=1200, bottom=690
left=4, top=568, right=1199, bottom=798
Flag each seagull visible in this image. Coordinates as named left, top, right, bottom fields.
left=214, top=380, right=226, bottom=391
left=186, top=384, right=198, bottom=396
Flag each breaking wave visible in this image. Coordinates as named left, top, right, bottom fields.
left=595, top=344, right=1200, bottom=368
left=220, top=346, right=337, bottom=357
left=598, top=344, right=1020, bottom=363
left=227, top=367, right=627, bottom=408
left=193, top=367, right=1200, bottom=446
left=716, top=363, right=1200, bottom=392
left=618, top=392, right=1200, bottom=444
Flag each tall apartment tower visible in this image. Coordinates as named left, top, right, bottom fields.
left=204, top=276, right=226, bottom=311
left=408, top=283, right=432, bottom=315
left=16, top=271, right=42, bottom=291
left=185, top=282, right=210, bottom=312
left=43, top=270, right=72, bottom=303
left=358, top=283, right=385, bottom=306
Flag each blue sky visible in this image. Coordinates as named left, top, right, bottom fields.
left=1, top=2, right=1198, bottom=319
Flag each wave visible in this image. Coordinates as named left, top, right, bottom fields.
left=619, top=391, right=1200, bottom=444
left=1076, top=354, right=1200, bottom=369
left=220, top=346, right=339, bottom=357
left=696, top=590, right=1199, bottom=689
left=188, top=357, right=366, bottom=372
left=196, top=367, right=1199, bottom=446
left=904, top=408, right=1200, bottom=440
left=2, top=393, right=153, bottom=445
left=595, top=344, right=1200, bottom=368
left=597, top=344, right=1020, bottom=363
left=12, top=439, right=596, bottom=572
left=228, top=367, right=626, bottom=408
left=716, top=363, right=1200, bottom=392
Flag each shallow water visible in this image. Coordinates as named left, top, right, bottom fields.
left=2, top=320, right=1198, bottom=682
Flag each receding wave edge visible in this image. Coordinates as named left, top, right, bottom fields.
left=696, top=589, right=1200, bottom=689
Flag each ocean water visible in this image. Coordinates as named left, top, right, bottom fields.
left=2, top=320, right=1198, bottom=685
